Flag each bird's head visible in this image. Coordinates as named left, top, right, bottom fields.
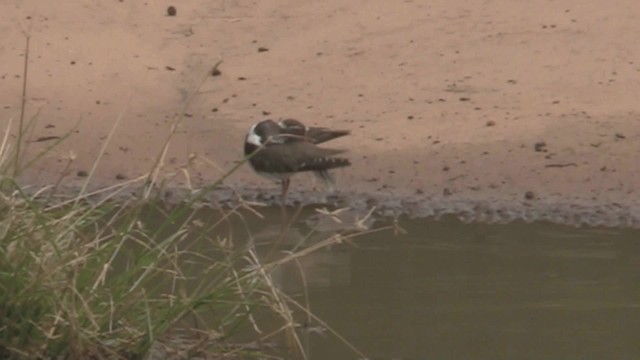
left=246, top=119, right=282, bottom=147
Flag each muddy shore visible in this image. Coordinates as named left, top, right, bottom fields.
left=2, top=0, right=639, bottom=227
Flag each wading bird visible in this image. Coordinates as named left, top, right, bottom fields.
left=244, top=118, right=351, bottom=203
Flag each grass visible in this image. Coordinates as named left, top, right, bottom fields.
left=0, top=34, right=389, bottom=359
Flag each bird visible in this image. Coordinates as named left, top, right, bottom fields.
left=244, top=118, right=351, bottom=203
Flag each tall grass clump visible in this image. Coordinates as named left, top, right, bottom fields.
left=0, top=127, right=381, bottom=358
left=0, top=38, right=386, bottom=359
left=0, top=181, right=302, bottom=358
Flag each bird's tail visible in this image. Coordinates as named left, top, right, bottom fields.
left=306, top=158, right=351, bottom=190
left=308, top=128, right=351, bottom=144
left=299, top=157, right=351, bottom=174
left=298, top=155, right=350, bottom=191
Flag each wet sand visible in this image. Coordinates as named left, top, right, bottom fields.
left=2, top=0, right=640, bottom=225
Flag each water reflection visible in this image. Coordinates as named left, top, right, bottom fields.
left=246, top=211, right=640, bottom=360
left=141, top=205, right=640, bottom=359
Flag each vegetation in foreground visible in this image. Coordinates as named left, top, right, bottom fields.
left=0, top=175, right=378, bottom=359
left=0, top=35, right=385, bottom=359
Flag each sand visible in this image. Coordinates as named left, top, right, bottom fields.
left=2, top=0, right=639, bottom=224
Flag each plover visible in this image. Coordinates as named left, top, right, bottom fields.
left=244, top=118, right=351, bottom=202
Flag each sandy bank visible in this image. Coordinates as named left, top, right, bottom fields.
left=2, top=0, right=639, bottom=225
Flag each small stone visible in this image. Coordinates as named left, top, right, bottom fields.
left=459, top=97, right=470, bottom=102
left=486, top=120, right=496, bottom=127
left=534, top=141, right=547, bottom=152
left=115, top=173, right=127, bottom=180
left=76, top=170, right=88, bottom=178
left=257, top=47, right=269, bottom=52
left=615, top=133, right=626, bottom=140
left=211, top=68, right=222, bottom=76
left=165, top=66, right=175, bottom=71
left=524, top=191, right=536, bottom=200
left=167, top=6, right=177, bottom=16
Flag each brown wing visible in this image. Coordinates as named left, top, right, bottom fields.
left=249, top=141, right=350, bottom=174
left=306, top=127, right=351, bottom=144
left=278, top=118, right=350, bottom=144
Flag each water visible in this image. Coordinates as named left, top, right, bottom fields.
left=153, top=206, right=640, bottom=359
left=287, top=217, right=640, bottom=359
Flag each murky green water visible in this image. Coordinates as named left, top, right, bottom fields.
left=152, top=206, right=640, bottom=359
left=293, top=217, right=640, bottom=360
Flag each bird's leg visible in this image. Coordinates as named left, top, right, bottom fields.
left=279, top=178, right=290, bottom=226
left=280, top=178, right=290, bottom=205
